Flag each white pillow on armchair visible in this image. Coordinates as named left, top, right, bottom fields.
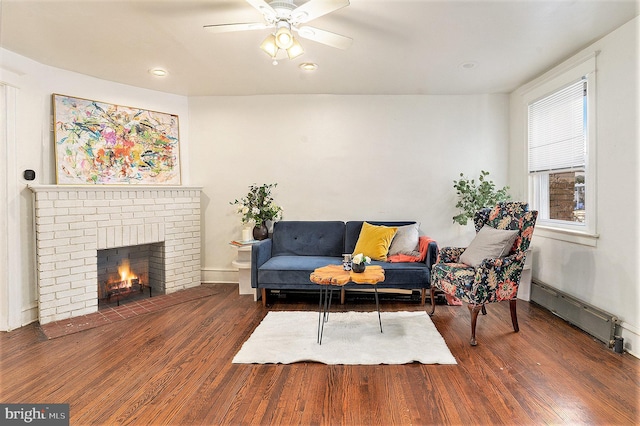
left=459, top=225, right=519, bottom=267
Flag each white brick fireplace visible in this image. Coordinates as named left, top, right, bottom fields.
left=28, top=185, right=202, bottom=325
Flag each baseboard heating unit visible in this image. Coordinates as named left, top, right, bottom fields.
left=530, top=280, right=619, bottom=348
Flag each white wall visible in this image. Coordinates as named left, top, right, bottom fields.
left=5, top=15, right=636, bottom=357
left=509, top=17, right=639, bottom=355
left=1, top=48, right=511, bottom=328
left=0, top=48, right=190, bottom=329
left=2, top=47, right=510, bottom=329
left=189, top=94, right=510, bottom=283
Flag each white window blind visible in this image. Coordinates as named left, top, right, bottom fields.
left=528, top=78, right=586, bottom=173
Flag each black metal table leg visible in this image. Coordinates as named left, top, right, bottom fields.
left=320, top=286, right=329, bottom=344
left=317, top=286, right=324, bottom=343
left=318, top=285, right=335, bottom=345
left=374, top=286, right=382, bottom=333
left=326, top=287, right=333, bottom=322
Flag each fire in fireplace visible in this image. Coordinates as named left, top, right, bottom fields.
left=102, top=260, right=150, bottom=305
left=97, top=243, right=165, bottom=307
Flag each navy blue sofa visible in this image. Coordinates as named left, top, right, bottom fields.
left=251, top=220, right=438, bottom=307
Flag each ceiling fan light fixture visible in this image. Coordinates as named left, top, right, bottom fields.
left=275, top=22, right=294, bottom=49
left=205, top=0, right=353, bottom=63
left=260, top=33, right=279, bottom=58
left=286, top=38, right=304, bottom=59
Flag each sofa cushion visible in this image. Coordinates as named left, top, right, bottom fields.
left=368, top=260, right=430, bottom=287
left=257, top=256, right=430, bottom=290
left=271, top=221, right=345, bottom=257
left=352, top=222, right=398, bottom=261
left=388, top=222, right=420, bottom=256
left=258, top=256, right=342, bottom=285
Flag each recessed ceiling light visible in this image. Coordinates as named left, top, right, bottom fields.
left=299, top=62, right=318, bottom=71
left=460, top=62, right=478, bottom=70
left=149, top=68, right=168, bottom=77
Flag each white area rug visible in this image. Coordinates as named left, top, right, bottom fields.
left=232, top=311, right=457, bottom=365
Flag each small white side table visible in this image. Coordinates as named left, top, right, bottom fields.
left=517, top=249, right=533, bottom=301
left=232, top=245, right=257, bottom=301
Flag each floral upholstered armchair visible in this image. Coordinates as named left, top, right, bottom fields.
left=430, top=202, right=537, bottom=346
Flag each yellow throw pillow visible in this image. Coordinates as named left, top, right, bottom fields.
left=353, top=222, right=398, bottom=261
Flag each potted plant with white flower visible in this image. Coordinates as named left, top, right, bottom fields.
left=351, top=253, right=371, bottom=273
left=230, top=183, right=283, bottom=240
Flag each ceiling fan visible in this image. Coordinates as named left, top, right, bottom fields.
left=203, top=0, right=352, bottom=61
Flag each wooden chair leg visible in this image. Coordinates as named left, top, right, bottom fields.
left=468, top=304, right=483, bottom=346
left=421, top=289, right=426, bottom=305
left=510, top=299, right=519, bottom=332
left=340, top=288, right=345, bottom=305
left=261, top=288, right=267, bottom=308
left=428, top=287, right=436, bottom=316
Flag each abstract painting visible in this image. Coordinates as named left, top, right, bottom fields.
left=53, top=94, right=181, bottom=185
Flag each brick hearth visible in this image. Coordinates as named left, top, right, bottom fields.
left=29, top=185, right=202, bottom=325
left=39, top=285, right=217, bottom=339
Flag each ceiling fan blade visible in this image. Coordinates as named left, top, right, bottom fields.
left=291, top=0, right=350, bottom=24
left=203, top=22, right=271, bottom=33
left=245, top=0, right=277, bottom=19
left=296, top=26, right=352, bottom=50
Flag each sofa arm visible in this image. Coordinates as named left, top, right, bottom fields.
left=425, top=241, right=439, bottom=269
left=438, top=247, right=466, bottom=263
left=251, top=239, right=272, bottom=288
left=470, top=251, right=527, bottom=303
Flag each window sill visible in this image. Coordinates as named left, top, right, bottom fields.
left=534, top=226, right=599, bottom=247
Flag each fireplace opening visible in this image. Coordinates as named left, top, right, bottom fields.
left=97, top=242, right=165, bottom=308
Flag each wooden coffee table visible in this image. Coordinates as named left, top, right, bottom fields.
left=310, top=264, right=385, bottom=344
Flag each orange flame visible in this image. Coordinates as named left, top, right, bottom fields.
left=118, top=260, right=138, bottom=287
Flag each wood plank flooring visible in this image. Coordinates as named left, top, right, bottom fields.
left=1, top=283, right=638, bottom=425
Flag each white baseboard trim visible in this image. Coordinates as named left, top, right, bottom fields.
left=202, top=268, right=238, bottom=284
left=21, top=304, right=37, bottom=328
left=3, top=304, right=39, bottom=331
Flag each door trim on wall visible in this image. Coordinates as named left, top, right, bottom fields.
left=0, top=84, right=22, bottom=331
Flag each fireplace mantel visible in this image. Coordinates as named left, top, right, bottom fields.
left=28, top=184, right=202, bottom=192
left=29, top=185, right=202, bottom=324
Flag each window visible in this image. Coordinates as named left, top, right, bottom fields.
left=525, top=54, right=597, bottom=239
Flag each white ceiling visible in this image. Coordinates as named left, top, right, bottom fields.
left=1, top=0, right=637, bottom=96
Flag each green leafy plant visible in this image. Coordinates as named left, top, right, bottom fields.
left=453, top=170, right=511, bottom=225
left=230, top=183, right=283, bottom=226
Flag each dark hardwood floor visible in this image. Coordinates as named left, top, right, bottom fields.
left=1, top=283, right=638, bottom=425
